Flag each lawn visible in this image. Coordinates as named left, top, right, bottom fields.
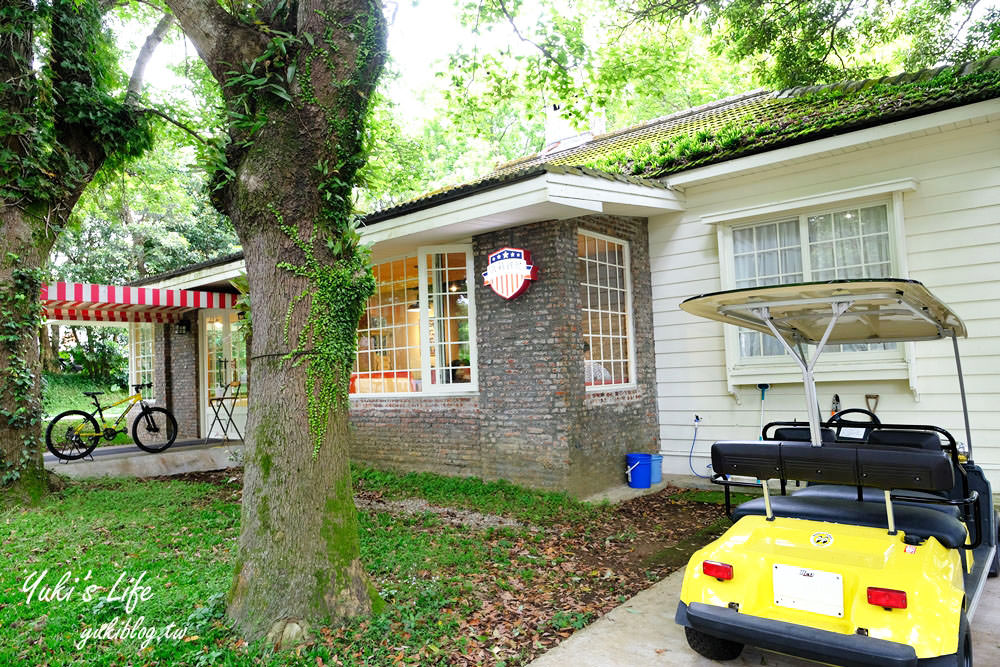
left=0, top=469, right=728, bottom=666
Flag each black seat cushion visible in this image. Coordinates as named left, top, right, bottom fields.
left=792, top=485, right=958, bottom=517
left=733, top=495, right=967, bottom=548
left=868, top=429, right=942, bottom=451
left=772, top=427, right=835, bottom=442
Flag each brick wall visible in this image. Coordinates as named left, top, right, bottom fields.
left=152, top=314, right=200, bottom=440
left=349, top=396, right=481, bottom=477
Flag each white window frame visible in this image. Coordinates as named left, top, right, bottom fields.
left=716, top=193, right=915, bottom=388
left=351, top=245, right=478, bottom=397
left=128, top=322, right=155, bottom=400
left=578, top=229, right=637, bottom=392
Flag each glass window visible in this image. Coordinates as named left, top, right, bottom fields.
left=579, top=231, right=633, bottom=388
left=130, top=323, right=155, bottom=399
left=351, top=248, right=475, bottom=395
left=731, top=203, right=896, bottom=359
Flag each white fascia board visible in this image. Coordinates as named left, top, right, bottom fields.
left=361, top=171, right=684, bottom=247
left=700, top=178, right=919, bottom=225
left=147, top=260, right=247, bottom=290
left=664, top=99, right=1000, bottom=190
left=360, top=175, right=551, bottom=245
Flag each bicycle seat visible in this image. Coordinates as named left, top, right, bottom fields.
left=82, top=391, right=104, bottom=398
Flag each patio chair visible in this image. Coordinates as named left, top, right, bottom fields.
left=205, top=380, right=244, bottom=444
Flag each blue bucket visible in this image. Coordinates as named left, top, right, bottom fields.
left=626, top=453, right=652, bottom=489
left=649, top=454, right=663, bottom=484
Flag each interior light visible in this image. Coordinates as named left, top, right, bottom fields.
left=867, top=587, right=907, bottom=610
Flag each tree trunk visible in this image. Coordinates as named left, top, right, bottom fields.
left=0, top=208, right=51, bottom=503
left=224, top=110, right=378, bottom=642
left=163, top=0, right=387, bottom=640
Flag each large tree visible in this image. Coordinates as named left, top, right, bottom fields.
left=160, top=0, right=387, bottom=642
left=0, top=0, right=168, bottom=501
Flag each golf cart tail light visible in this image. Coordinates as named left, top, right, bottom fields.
left=867, top=587, right=907, bottom=609
left=702, top=561, right=733, bottom=580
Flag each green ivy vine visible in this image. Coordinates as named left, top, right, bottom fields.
left=276, top=210, right=374, bottom=458
left=0, top=257, right=45, bottom=485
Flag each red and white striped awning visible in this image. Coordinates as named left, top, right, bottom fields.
left=41, top=282, right=238, bottom=324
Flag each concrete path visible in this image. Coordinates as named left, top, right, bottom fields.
left=528, top=566, right=1000, bottom=667
left=44, top=438, right=243, bottom=479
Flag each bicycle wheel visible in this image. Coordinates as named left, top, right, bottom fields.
left=46, top=410, right=101, bottom=461
left=132, top=407, right=178, bottom=453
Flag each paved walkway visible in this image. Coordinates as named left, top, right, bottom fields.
left=528, top=566, right=1000, bottom=666
left=44, top=438, right=243, bottom=478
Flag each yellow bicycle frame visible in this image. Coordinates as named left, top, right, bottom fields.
left=75, top=392, right=144, bottom=438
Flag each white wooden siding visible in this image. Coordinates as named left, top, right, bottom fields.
left=649, top=116, right=1000, bottom=482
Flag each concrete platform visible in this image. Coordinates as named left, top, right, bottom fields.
left=44, top=438, right=243, bottom=479
left=528, top=566, right=1000, bottom=666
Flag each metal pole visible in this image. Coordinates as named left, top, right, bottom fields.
left=762, top=480, right=774, bottom=521
left=884, top=490, right=896, bottom=535
left=951, top=331, right=974, bottom=461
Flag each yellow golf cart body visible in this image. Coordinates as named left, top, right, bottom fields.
left=674, top=280, right=996, bottom=667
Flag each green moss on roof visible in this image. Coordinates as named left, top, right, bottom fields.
left=367, top=57, right=1000, bottom=222
left=583, top=59, right=1000, bottom=179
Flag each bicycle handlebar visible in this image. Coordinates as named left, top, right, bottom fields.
left=133, top=382, right=153, bottom=391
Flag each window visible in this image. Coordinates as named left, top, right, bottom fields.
left=129, top=323, right=155, bottom=398
left=579, top=230, right=634, bottom=388
left=352, top=247, right=476, bottom=395
left=730, top=202, right=896, bottom=360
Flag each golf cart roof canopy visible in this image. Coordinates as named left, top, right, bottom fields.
left=680, top=279, right=967, bottom=345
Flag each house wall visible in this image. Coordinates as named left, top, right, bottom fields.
left=648, top=119, right=1000, bottom=484
left=348, top=214, right=659, bottom=496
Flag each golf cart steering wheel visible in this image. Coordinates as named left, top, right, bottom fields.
left=828, top=408, right=881, bottom=441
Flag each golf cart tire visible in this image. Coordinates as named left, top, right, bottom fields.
left=684, top=626, right=744, bottom=661
left=953, top=612, right=972, bottom=667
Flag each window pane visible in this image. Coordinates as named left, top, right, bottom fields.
left=861, top=205, right=888, bottom=235
left=863, top=234, right=890, bottom=265
left=733, top=228, right=754, bottom=254
left=756, top=224, right=777, bottom=250
left=834, top=209, right=859, bottom=238
left=734, top=254, right=755, bottom=281
left=808, top=214, right=832, bottom=242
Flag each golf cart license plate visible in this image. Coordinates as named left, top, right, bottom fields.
left=773, top=564, right=844, bottom=617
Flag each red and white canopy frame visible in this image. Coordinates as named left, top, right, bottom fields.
left=41, top=282, right=238, bottom=324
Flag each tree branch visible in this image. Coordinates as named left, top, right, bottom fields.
left=138, top=107, right=210, bottom=144
left=129, top=13, right=175, bottom=97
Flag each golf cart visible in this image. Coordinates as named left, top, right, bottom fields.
left=673, top=279, right=997, bottom=666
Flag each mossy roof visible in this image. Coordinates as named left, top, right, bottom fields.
left=370, top=57, right=1000, bottom=222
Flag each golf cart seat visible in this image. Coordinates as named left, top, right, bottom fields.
left=791, top=485, right=960, bottom=517
left=731, top=496, right=968, bottom=548
left=771, top=426, right=835, bottom=442
left=713, top=440, right=968, bottom=548
left=867, top=428, right=942, bottom=451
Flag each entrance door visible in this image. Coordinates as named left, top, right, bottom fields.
left=201, top=311, right=248, bottom=439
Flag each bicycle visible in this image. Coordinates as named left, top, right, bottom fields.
left=45, top=383, right=178, bottom=461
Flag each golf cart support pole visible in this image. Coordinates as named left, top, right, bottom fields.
left=752, top=301, right=852, bottom=447
left=951, top=331, right=974, bottom=461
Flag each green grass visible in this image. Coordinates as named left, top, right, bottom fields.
left=0, top=472, right=606, bottom=666
left=1, top=470, right=728, bottom=665
left=352, top=467, right=604, bottom=525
